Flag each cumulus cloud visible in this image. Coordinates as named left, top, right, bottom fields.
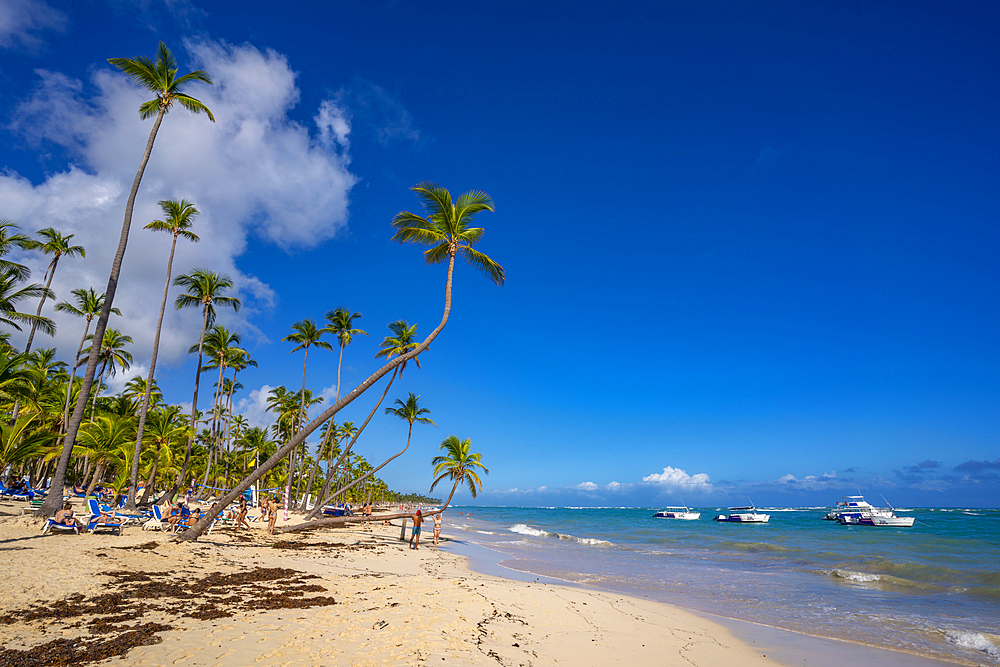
left=574, top=481, right=599, bottom=491
left=2, top=39, right=357, bottom=366
left=0, top=0, right=66, bottom=50
left=233, top=384, right=277, bottom=431
left=641, top=466, right=712, bottom=491
left=774, top=470, right=838, bottom=489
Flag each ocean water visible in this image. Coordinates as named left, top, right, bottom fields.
left=445, top=506, right=1000, bottom=666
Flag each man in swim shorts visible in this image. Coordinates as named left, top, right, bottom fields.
left=409, top=509, right=423, bottom=550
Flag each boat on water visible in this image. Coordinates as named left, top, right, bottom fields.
left=836, top=495, right=914, bottom=527
left=825, top=495, right=892, bottom=521
left=714, top=504, right=770, bottom=523
left=653, top=506, right=700, bottom=520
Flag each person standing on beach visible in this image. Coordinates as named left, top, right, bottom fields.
left=267, top=497, right=278, bottom=535
left=237, top=495, right=250, bottom=530
left=432, top=512, right=442, bottom=547
left=409, top=509, right=423, bottom=549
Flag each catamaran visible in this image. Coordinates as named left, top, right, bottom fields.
left=653, top=505, right=700, bottom=520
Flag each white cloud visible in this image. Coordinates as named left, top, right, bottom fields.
left=606, top=481, right=621, bottom=491
left=102, top=362, right=148, bottom=397
left=0, top=0, right=66, bottom=50
left=641, top=466, right=713, bottom=491
left=574, top=481, right=599, bottom=491
left=2, top=39, right=357, bottom=368
left=335, top=79, right=421, bottom=147
left=774, top=470, right=838, bottom=490
left=233, top=384, right=277, bottom=431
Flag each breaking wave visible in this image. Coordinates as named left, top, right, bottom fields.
left=508, top=524, right=613, bottom=546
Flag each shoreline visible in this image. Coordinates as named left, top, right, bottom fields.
left=443, top=513, right=968, bottom=667
left=0, top=500, right=776, bottom=666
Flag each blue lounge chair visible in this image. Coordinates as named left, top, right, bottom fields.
left=42, top=518, right=80, bottom=535
left=0, top=481, right=31, bottom=501
left=86, top=498, right=126, bottom=535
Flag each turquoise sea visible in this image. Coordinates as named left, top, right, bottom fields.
left=444, top=506, right=1000, bottom=666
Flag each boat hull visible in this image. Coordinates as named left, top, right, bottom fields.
left=653, top=511, right=700, bottom=520
left=714, top=513, right=770, bottom=523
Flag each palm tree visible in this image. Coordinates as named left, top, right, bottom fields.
left=196, top=325, right=242, bottom=490
left=75, top=414, right=136, bottom=498
left=283, top=319, right=332, bottom=431
left=0, top=220, right=33, bottom=282
left=53, top=289, right=121, bottom=433
left=79, top=328, right=133, bottom=419
left=322, top=307, right=366, bottom=404
left=0, top=269, right=55, bottom=338
left=22, top=228, right=85, bottom=353
left=138, top=406, right=188, bottom=504
left=430, top=435, right=489, bottom=512
left=323, top=393, right=436, bottom=508
left=169, top=269, right=239, bottom=499
left=42, top=42, right=214, bottom=518
left=178, top=183, right=501, bottom=540
left=126, top=199, right=200, bottom=508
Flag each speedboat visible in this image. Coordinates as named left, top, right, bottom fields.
left=653, top=506, right=700, bottom=520
left=837, top=496, right=914, bottom=527
left=714, top=504, right=770, bottom=523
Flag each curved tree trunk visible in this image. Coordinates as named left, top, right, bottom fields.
left=127, top=233, right=178, bottom=509
left=40, top=107, right=167, bottom=518
left=61, top=318, right=92, bottom=439
left=177, top=251, right=458, bottom=541
left=84, top=460, right=107, bottom=499
left=320, top=421, right=415, bottom=510
left=138, top=441, right=161, bottom=505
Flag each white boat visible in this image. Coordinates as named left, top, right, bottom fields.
left=653, top=506, right=700, bottom=520
left=825, top=495, right=892, bottom=521
left=833, top=494, right=913, bottom=527
left=714, top=504, right=770, bottom=523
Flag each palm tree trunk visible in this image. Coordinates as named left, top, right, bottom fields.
left=178, top=250, right=458, bottom=541
left=440, top=479, right=460, bottom=514
left=61, top=319, right=91, bottom=437
left=323, top=422, right=414, bottom=508
left=127, top=233, right=178, bottom=509
left=139, top=442, right=160, bottom=505
left=306, top=366, right=399, bottom=519
left=40, top=106, right=167, bottom=518
left=167, top=305, right=210, bottom=502
left=84, top=460, right=107, bottom=498
left=23, top=257, right=58, bottom=354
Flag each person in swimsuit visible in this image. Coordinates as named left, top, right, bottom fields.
left=409, top=509, right=423, bottom=550
left=54, top=502, right=79, bottom=528
left=267, top=498, right=279, bottom=535
left=237, top=495, right=250, bottom=530
left=433, top=512, right=442, bottom=546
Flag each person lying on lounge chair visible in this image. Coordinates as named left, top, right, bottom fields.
left=54, top=502, right=81, bottom=529
left=164, top=502, right=184, bottom=532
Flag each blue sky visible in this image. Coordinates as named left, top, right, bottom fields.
left=1, top=1, right=997, bottom=507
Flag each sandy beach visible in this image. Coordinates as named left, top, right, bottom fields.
left=0, top=498, right=779, bottom=667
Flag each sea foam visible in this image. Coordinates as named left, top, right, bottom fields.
left=945, top=631, right=1000, bottom=659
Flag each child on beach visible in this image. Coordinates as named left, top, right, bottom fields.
left=433, top=512, right=442, bottom=546
left=409, top=509, right=423, bottom=550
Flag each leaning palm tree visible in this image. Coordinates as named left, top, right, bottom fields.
left=42, top=43, right=214, bottom=518
left=429, top=435, right=488, bottom=512
left=179, top=183, right=502, bottom=541
left=22, top=228, right=85, bottom=353
left=169, top=269, right=239, bottom=499
left=126, top=199, right=200, bottom=508
left=322, top=307, right=366, bottom=404
left=53, top=289, right=121, bottom=433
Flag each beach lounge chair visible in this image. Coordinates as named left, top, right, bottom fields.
left=0, top=481, right=31, bottom=501
left=42, top=517, right=80, bottom=535
left=86, top=498, right=126, bottom=535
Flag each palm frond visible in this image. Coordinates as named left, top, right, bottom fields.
left=459, top=246, right=505, bottom=286
left=411, top=181, right=453, bottom=217
left=423, top=242, right=451, bottom=265
left=174, top=93, right=215, bottom=122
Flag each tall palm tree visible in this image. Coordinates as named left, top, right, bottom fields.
left=196, top=325, right=242, bottom=490
left=42, top=42, right=214, bottom=517
left=322, top=307, right=366, bottom=404
left=283, top=319, right=332, bottom=431
left=429, top=435, right=488, bottom=512
left=169, top=269, right=239, bottom=499
left=178, top=183, right=502, bottom=540
left=127, top=199, right=200, bottom=508
left=53, top=289, right=121, bottom=432
left=22, top=228, right=85, bottom=353
left=79, top=328, right=133, bottom=419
